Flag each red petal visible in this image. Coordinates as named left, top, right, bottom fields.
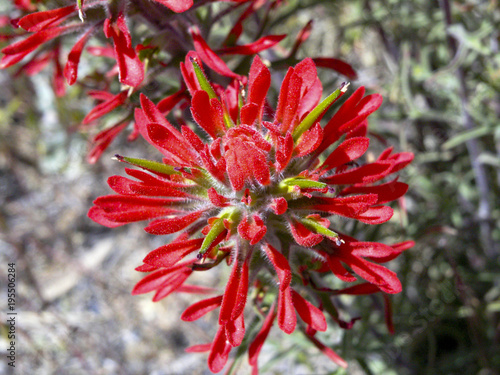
left=270, top=197, right=288, bottom=215
left=294, top=122, right=323, bottom=157
left=321, top=137, right=369, bottom=171
left=207, top=187, right=229, bottom=207
left=312, top=57, right=357, bottom=80
left=218, top=34, right=286, bottom=55
left=143, top=238, right=204, bottom=268
left=1, top=26, right=69, bottom=69
left=180, top=51, right=202, bottom=95
left=310, top=194, right=378, bottom=218
left=349, top=241, right=399, bottom=260
left=327, top=257, right=357, bottom=282
left=87, top=121, right=128, bottom=163
left=103, top=14, right=144, bottom=87
left=288, top=218, right=323, bottom=247
left=107, top=175, right=192, bottom=198
left=391, top=241, right=415, bottom=252
left=185, top=343, right=211, bottom=353
left=278, top=71, right=302, bottom=134
left=225, top=313, right=245, bottom=346
left=341, top=254, right=402, bottom=294
left=208, top=327, right=232, bottom=373
left=147, top=122, right=199, bottom=166
left=277, top=287, right=296, bottom=334
left=144, top=210, right=204, bottom=235
left=157, top=87, right=188, bottom=114
left=181, top=125, right=205, bottom=152
left=246, top=55, right=271, bottom=123
left=219, top=260, right=249, bottom=324
left=275, top=133, right=294, bottom=171
left=82, top=91, right=127, bottom=125
left=191, top=90, right=226, bottom=138
left=318, top=87, right=382, bottom=155
left=291, top=290, right=327, bottom=332
left=190, top=26, right=240, bottom=79
left=335, top=283, right=381, bottom=295
left=64, top=27, right=94, bottom=85
left=240, top=102, right=259, bottom=126
left=89, top=195, right=181, bottom=226
left=306, top=334, right=348, bottom=368
left=237, top=215, right=267, bottom=245
left=383, top=294, right=395, bottom=334
left=356, top=205, right=393, bottom=224
left=152, top=268, right=192, bottom=301
left=151, top=0, right=193, bottom=12
left=386, top=151, right=414, bottom=174
left=224, top=138, right=270, bottom=191
left=135, top=263, right=158, bottom=273
left=131, top=262, right=193, bottom=296
left=177, top=284, right=216, bottom=294
left=322, top=162, right=393, bottom=185
left=181, top=295, right=223, bottom=321
left=263, top=244, right=292, bottom=291
left=88, top=206, right=124, bottom=228
left=340, top=180, right=408, bottom=205
left=139, top=95, right=192, bottom=162
left=14, top=52, right=51, bottom=76
left=18, top=5, right=76, bottom=32
left=248, top=303, right=276, bottom=366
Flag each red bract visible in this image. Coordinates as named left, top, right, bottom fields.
left=89, top=55, right=413, bottom=373
left=103, top=13, right=144, bottom=88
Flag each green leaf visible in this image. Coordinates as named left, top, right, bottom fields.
left=114, top=155, right=181, bottom=175
left=280, top=176, right=327, bottom=190
left=199, top=208, right=239, bottom=256
left=301, top=217, right=340, bottom=239
left=191, top=59, right=218, bottom=100
left=292, top=82, right=349, bottom=141
left=442, top=126, right=492, bottom=150
left=191, top=58, right=234, bottom=129
left=199, top=217, right=226, bottom=256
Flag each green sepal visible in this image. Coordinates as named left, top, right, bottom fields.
left=292, top=82, right=350, bottom=141
left=301, top=217, right=339, bottom=239
left=280, top=176, right=327, bottom=190
left=199, top=208, right=239, bottom=256
left=114, top=155, right=181, bottom=176
left=191, top=58, right=234, bottom=129
left=191, top=59, right=218, bottom=100
left=199, top=217, right=226, bottom=256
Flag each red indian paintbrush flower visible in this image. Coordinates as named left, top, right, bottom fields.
left=89, top=54, right=414, bottom=373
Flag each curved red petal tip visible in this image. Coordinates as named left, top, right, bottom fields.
left=152, top=0, right=193, bottom=12
left=181, top=295, right=223, bottom=322
left=270, top=197, right=288, bottom=215
left=277, top=287, right=296, bottom=334
left=208, top=327, right=232, bottom=373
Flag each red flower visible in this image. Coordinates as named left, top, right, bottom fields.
left=89, top=54, right=413, bottom=373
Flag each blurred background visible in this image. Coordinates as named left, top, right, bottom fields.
left=1, top=0, right=499, bottom=374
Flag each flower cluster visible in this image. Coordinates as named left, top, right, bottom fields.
left=89, top=54, right=414, bottom=373
left=1, top=0, right=356, bottom=163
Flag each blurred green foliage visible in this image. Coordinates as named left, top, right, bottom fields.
left=1, top=0, right=499, bottom=374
